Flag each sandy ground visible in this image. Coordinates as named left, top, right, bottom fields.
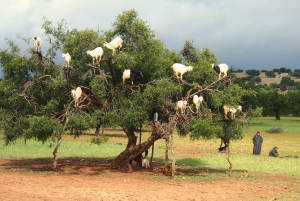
left=0, top=158, right=299, bottom=201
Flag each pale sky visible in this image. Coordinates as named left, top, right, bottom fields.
left=1, top=0, right=300, bottom=72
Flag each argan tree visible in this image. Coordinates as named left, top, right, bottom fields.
left=0, top=9, right=256, bottom=171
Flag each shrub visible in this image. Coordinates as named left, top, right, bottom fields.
left=265, top=127, right=283, bottom=134
left=90, top=137, right=108, bottom=145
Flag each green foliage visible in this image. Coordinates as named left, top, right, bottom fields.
left=292, top=72, right=300, bottom=78
left=90, top=137, right=108, bottom=145
left=190, top=119, right=222, bottom=140
left=265, top=71, right=276, bottom=78
left=245, top=69, right=260, bottom=77
left=265, top=127, right=283, bottom=134
left=254, top=76, right=261, bottom=83
left=66, top=113, right=96, bottom=136
left=23, top=117, right=62, bottom=143
left=280, top=76, right=294, bottom=87
left=2, top=117, right=30, bottom=145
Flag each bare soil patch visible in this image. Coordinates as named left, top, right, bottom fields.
left=0, top=158, right=299, bottom=201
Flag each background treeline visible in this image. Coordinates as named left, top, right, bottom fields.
left=234, top=67, right=300, bottom=119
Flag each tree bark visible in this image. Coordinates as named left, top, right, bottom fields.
left=150, top=143, right=154, bottom=169
left=53, top=136, right=62, bottom=169
left=227, top=144, right=232, bottom=176
left=111, top=121, right=171, bottom=171
left=165, top=137, right=169, bottom=162
left=170, top=133, right=176, bottom=179
left=52, top=116, right=69, bottom=169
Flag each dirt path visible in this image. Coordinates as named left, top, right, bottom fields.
left=0, top=159, right=299, bottom=201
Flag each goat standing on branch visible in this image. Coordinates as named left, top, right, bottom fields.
left=62, top=53, right=71, bottom=67
left=33, top=37, right=42, bottom=52
left=86, top=47, right=103, bottom=64
left=175, top=100, right=188, bottom=114
left=71, top=87, right=82, bottom=107
left=171, top=63, right=193, bottom=81
left=212, top=63, right=229, bottom=80
left=103, top=37, right=123, bottom=55
left=193, top=95, right=204, bottom=113
left=223, top=105, right=242, bottom=120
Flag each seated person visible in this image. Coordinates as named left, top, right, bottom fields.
left=269, top=146, right=279, bottom=157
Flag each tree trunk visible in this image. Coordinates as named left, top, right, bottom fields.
left=165, top=137, right=169, bottom=162
left=111, top=122, right=169, bottom=171
left=226, top=144, right=232, bottom=176
left=150, top=143, right=154, bottom=169
left=52, top=116, right=69, bottom=169
left=170, top=133, right=176, bottom=179
left=95, top=125, right=100, bottom=136
left=53, top=136, right=62, bottom=169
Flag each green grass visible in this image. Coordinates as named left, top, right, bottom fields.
left=250, top=116, right=300, bottom=132
left=0, top=117, right=300, bottom=179
left=0, top=136, right=125, bottom=159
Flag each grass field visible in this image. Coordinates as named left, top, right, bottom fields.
left=0, top=117, right=299, bottom=179
left=235, top=72, right=300, bottom=85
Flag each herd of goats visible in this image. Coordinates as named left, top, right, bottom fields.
left=33, top=36, right=241, bottom=123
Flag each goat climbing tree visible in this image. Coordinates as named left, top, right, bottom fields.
left=0, top=9, right=258, bottom=172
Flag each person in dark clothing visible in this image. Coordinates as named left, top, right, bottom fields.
left=269, top=146, right=279, bottom=157
left=252, top=131, right=263, bottom=155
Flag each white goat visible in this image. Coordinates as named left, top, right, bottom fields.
left=212, top=63, right=229, bottom=80
left=33, top=37, right=42, bottom=52
left=103, top=37, right=123, bottom=55
left=171, top=63, right=193, bottom=80
left=175, top=100, right=188, bottom=114
left=142, top=158, right=150, bottom=168
left=86, top=47, right=103, bottom=63
left=193, top=95, right=204, bottom=113
left=62, top=53, right=71, bottom=67
left=223, top=105, right=242, bottom=120
left=71, top=87, right=82, bottom=107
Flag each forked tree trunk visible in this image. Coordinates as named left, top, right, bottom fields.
left=111, top=122, right=166, bottom=171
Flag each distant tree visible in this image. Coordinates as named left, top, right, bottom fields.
left=273, top=68, right=279, bottom=72
left=295, top=82, right=300, bottom=90
left=292, top=72, right=300, bottom=78
left=280, top=77, right=294, bottom=86
left=279, top=67, right=286, bottom=73
left=254, top=77, right=261, bottom=83
left=261, top=70, right=268, bottom=72
left=245, top=69, right=260, bottom=77
left=258, top=90, right=288, bottom=120
left=286, top=68, right=292, bottom=73
left=265, top=71, right=276, bottom=78
left=269, top=83, right=280, bottom=88
left=286, top=91, right=300, bottom=116
left=294, top=69, right=300, bottom=73
left=232, top=69, right=244, bottom=73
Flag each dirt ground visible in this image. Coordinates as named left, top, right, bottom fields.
left=0, top=158, right=299, bottom=201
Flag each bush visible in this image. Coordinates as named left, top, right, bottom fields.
left=265, top=127, right=283, bottom=134
left=90, top=137, right=108, bottom=145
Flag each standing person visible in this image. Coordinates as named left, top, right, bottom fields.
left=269, top=146, right=279, bottom=157
left=252, top=131, right=263, bottom=155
